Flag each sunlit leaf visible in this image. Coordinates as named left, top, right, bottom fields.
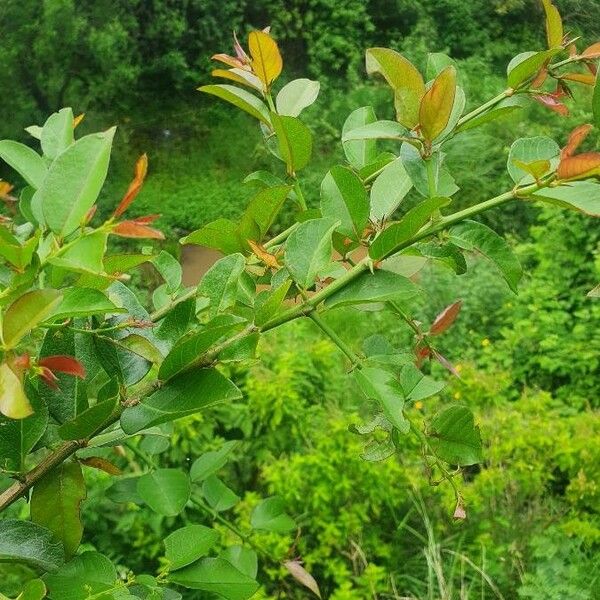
left=541, top=0, right=563, bottom=48
left=37, top=128, right=115, bottom=237
left=276, top=78, right=320, bottom=116
left=41, top=108, right=74, bottom=160
left=211, top=68, right=263, bottom=92
left=342, top=120, right=406, bottom=141
left=2, top=289, right=63, bottom=349
left=531, top=180, right=600, bottom=216
left=506, top=49, right=558, bottom=89
left=0, top=361, right=32, bottom=419
left=198, top=84, right=271, bottom=126
left=507, top=136, right=560, bottom=183
left=0, top=140, right=47, bottom=189
left=248, top=30, right=282, bottom=88
left=365, top=48, right=425, bottom=128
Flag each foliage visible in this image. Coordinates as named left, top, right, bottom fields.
left=0, top=2, right=599, bottom=598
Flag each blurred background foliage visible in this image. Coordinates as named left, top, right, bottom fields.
left=1, top=0, right=599, bottom=597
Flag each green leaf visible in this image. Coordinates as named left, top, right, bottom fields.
left=0, top=519, right=64, bottom=573
left=400, top=143, right=458, bottom=198
left=531, top=181, right=600, bottom=216
left=0, top=225, right=39, bottom=271
left=164, top=525, right=220, bottom=570
left=57, top=395, right=118, bottom=440
left=276, top=78, right=320, bottom=116
left=270, top=112, right=313, bottom=175
left=449, top=220, right=522, bottom=292
left=426, top=52, right=457, bottom=80
left=37, top=327, right=95, bottom=423
left=0, top=140, right=47, bottom=189
left=154, top=297, right=196, bottom=355
left=41, top=107, right=74, bottom=160
left=285, top=218, right=337, bottom=289
left=16, top=578, right=46, bottom=600
left=593, top=73, right=600, bottom=129
left=137, top=468, right=190, bottom=516
left=354, top=366, right=409, bottom=433
left=238, top=185, right=291, bottom=246
left=342, top=106, right=378, bottom=169
left=0, top=384, right=47, bottom=471
left=202, top=475, right=240, bottom=511
left=220, top=546, right=258, bottom=579
left=541, top=0, right=563, bottom=48
left=342, top=120, right=406, bottom=141
left=254, top=279, right=292, bottom=327
left=121, top=367, right=242, bottom=433
left=30, top=462, right=86, bottom=558
left=507, top=136, right=560, bottom=183
left=399, top=364, right=445, bottom=401
left=199, top=84, right=271, bottom=126
left=153, top=251, right=182, bottom=294
left=2, top=288, right=63, bottom=349
left=251, top=496, right=296, bottom=532
left=369, top=196, right=450, bottom=260
left=190, top=440, right=239, bottom=482
left=320, top=166, right=369, bottom=240
left=168, top=557, right=259, bottom=599
left=36, top=128, right=115, bottom=237
left=370, top=157, right=413, bottom=221
left=455, top=95, right=526, bottom=133
left=106, top=476, right=144, bottom=504
left=158, top=314, right=245, bottom=380
left=48, top=231, right=108, bottom=274
left=181, top=218, right=243, bottom=254
left=49, top=287, right=122, bottom=321
left=325, top=270, right=418, bottom=309
left=506, top=49, right=558, bottom=89
left=427, top=405, right=483, bottom=465
left=365, top=48, right=425, bottom=128
left=197, top=253, right=246, bottom=316
left=45, top=551, right=117, bottom=599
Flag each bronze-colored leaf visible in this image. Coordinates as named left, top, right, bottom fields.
left=284, top=560, right=322, bottom=598
left=557, top=152, right=600, bottom=180
left=419, top=66, right=457, bottom=141
left=561, top=124, right=593, bottom=159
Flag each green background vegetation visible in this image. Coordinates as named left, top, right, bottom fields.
left=1, top=0, right=599, bottom=597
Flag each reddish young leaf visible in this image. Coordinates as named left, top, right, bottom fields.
left=429, top=300, right=462, bottom=335
left=433, top=349, right=461, bottom=378
left=557, top=152, right=600, bottom=180
left=561, top=72, right=596, bottom=85
left=211, top=53, right=246, bottom=69
left=38, top=366, right=59, bottom=389
left=561, top=124, right=593, bottom=158
left=13, top=353, right=31, bottom=370
left=84, top=205, right=97, bottom=225
left=113, top=154, right=148, bottom=218
left=531, top=67, right=548, bottom=88
left=80, top=457, right=122, bottom=476
left=112, top=215, right=165, bottom=240
left=415, top=345, right=431, bottom=367
left=582, top=42, right=600, bottom=58
left=532, top=93, right=569, bottom=115
left=39, top=355, right=86, bottom=379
